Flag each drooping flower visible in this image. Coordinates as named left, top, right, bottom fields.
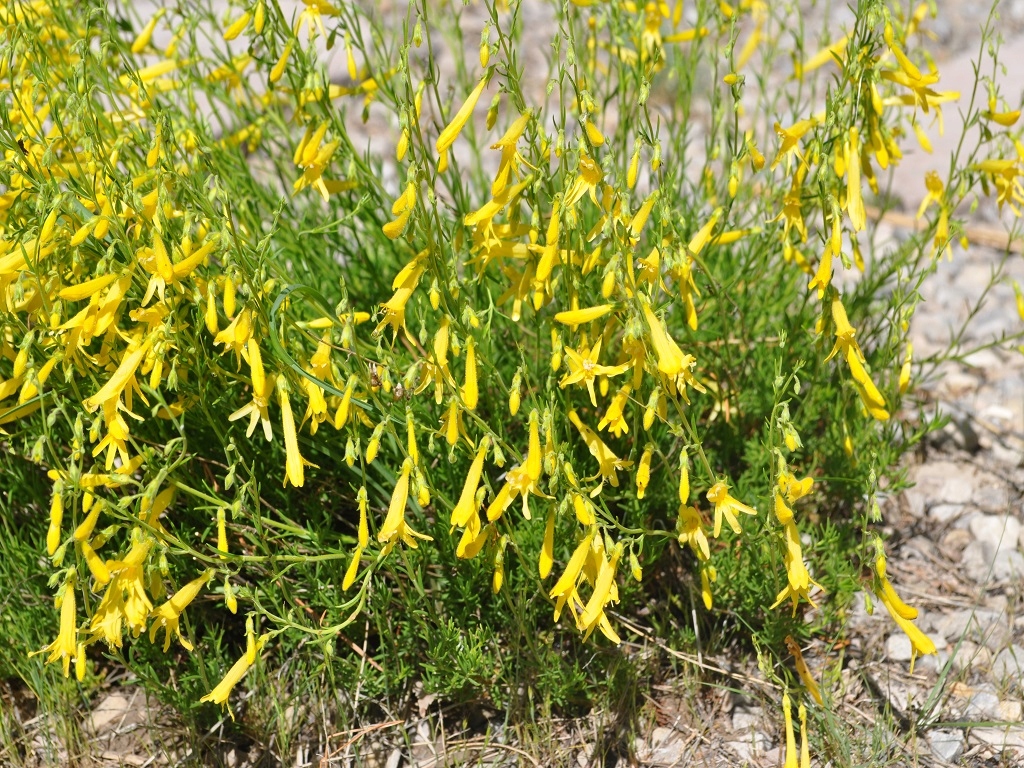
left=149, top=570, right=213, bottom=652
left=436, top=72, right=490, bottom=160
left=568, top=409, right=630, bottom=486
left=874, top=551, right=936, bottom=671
left=378, top=458, right=433, bottom=551
left=200, top=633, right=271, bottom=709
left=36, top=571, right=80, bottom=677
left=706, top=481, right=757, bottom=537
left=676, top=504, right=710, bottom=560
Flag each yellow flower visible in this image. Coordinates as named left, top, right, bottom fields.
left=436, top=72, right=490, bottom=158
left=549, top=530, right=594, bottom=607
left=578, top=542, right=622, bottom=640
left=553, top=303, right=615, bottom=329
left=639, top=300, right=699, bottom=385
left=676, top=504, right=710, bottom=560
left=783, top=692, right=797, bottom=768
left=278, top=379, right=306, bottom=488
left=846, top=127, right=866, bottom=231
left=377, top=254, right=424, bottom=336
left=149, top=570, right=213, bottom=652
left=635, top=444, right=653, bottom=499
left=378, top=459, right=433, bottom=551
left=89, top=531, right=154, bottom=647
left=462, top=337, right=479, bottom=410
left=706, top=481, right=757, bottom=537
left=487, top=411, right=547, bottom=521
left=539, top=509, right=555, bottom=579
left=846, top=350, right=890, bottom=421
left=770, top=117, right=816, bottom=170
left=875, top=553, right=935, bottom=671
left=807, top=240, right=834, bottom=300
left=490, top=111, right=532, bottom=197
left=222, top=10, right=251, bottom=41
left=200, top=633, right=271, bottom=708
left=37, top=571, right=80, bottom=677
left=383, top=181, right=416, bottom=239
left=295, top=0, right=340, bottom=42
left=568, top=409, right=630, bottom=486
left=559, top=337, right=629, bottom=406
left=450, top=437, right=490, bottom=528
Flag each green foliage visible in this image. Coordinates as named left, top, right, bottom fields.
left=1, top=0, right=1023, bottom=763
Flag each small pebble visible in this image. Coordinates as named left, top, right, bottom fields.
left=929, top=729, right=965, bottom=762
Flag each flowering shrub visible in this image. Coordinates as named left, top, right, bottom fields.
left=2, top=0, right=1021, bottom=757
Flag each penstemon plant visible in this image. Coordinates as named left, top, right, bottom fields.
left=2, top=0, right=1021, bottom=759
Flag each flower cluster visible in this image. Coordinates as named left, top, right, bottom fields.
left=4, top=0, right=1017, bottom=722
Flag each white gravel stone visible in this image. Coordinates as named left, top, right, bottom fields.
left=887, top=634, right=913, bottom=662
left=962, top=539, right=1024, bottom=583
left=970, top=726, right=1024, bottom=751
left=991, top=646, right=1024, bottom=684
left=966, top=690, right=1002, bottom=720
left=969, top=514, right=1023, bottom=552
left=929, top=729, right=965, bottom=762
left=725, top=731, right=770, bottom=764
left=998, top=701, right=1024, bottom=721
left=929, top=503, right=965, bottom=523
left=731, top=706, right=762, bottom=732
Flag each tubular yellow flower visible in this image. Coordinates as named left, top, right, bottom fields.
left=678, top=450, right=690, bottom=504
left=379, top=459, right=413, bottom=544
left=279, top=380, right=306, bottom=488
left=451, top=437, right=490, bottom=527
left=80, top=539, right=111, bottom=585
left=677, top=504, right=710, bottom=560
left=799, top=703, right=810, bottom=768
left=342, top=547, right=362, bottom=590
left=149, top=570, right=213, bottom=651
left=707, top=481, right=757, bottom=537
left=982, top=109, right=1021, bottom=127
left=562, top=487, right=590, bottom=521
left=462, top=337, right=478, bottom=410
left=597, top=385, right=630, bottom=437
left=636, top=444, right=653, bottom=499
left=568, top=409, right=629, bottom=486
left=808, top=240, right=834, bottom=299
left=875, top=552, right=935, bottom=670
left=549, top=530, right=595, bottom=600
left=74, top=495, right=102, bottom=541
left=131, top=9, right=165, bottom=53
left=687, top=208, right=722, bottom=256
left=640, top=300, right=692, bottom=378
left=846, top=350, right=890, bottom=421
left=578, top=543, right=622, bottom=630
left=376, top=253, right=424, bottom=335
left=47, top=483, right=63, bottom=556
left=846, top=127, right=866, bottom=231
left=785, top=635, right=823, bottom=705
left=82, top=338, right=149, bottom=412
left=223, top=11, right=251, bottom=41
left=436, top=72, right=490, bottom=157
left=270, top=42, right=293, bottom=83
left=700, top=565, right=716, bottom=609
left=553, top=303, right=615, bottom=328
left=783, top=692, right=797, bottom=768
left=38, top=572, right=79, bottom=677
left=539, top=509, right=555, bottom=578
left=771, top=118, right=817, bottom=170
left=200, top=634, right=270, bottom=708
